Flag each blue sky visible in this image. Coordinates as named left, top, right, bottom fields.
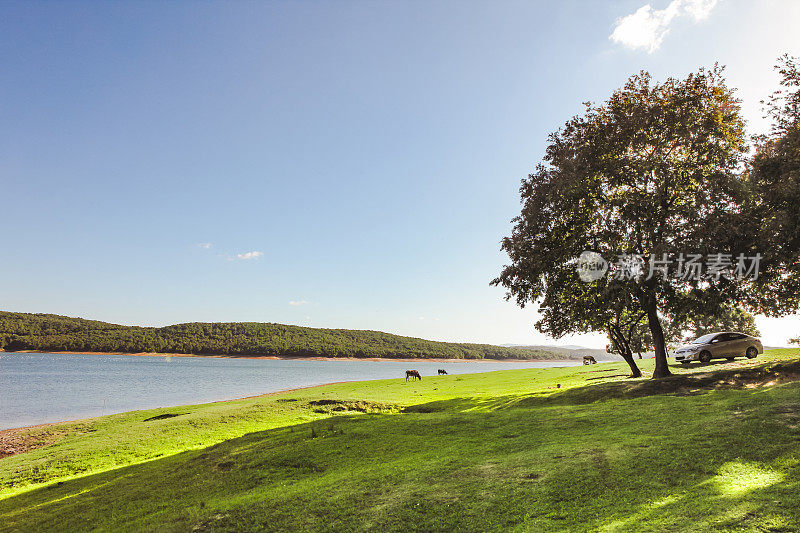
left=2, top=1, right=799, bottom=347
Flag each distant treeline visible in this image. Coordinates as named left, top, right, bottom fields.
left=0, top=311, right=573, bottom=361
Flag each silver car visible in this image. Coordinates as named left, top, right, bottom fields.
left=673, top=332, right=763, bottom=364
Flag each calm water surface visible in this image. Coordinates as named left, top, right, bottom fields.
left=0, top=353, right=579, bottom=430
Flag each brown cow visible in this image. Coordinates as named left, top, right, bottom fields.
left=583, top=355, right=597, bottom=365
left=405, top=370, right=422, bottom=381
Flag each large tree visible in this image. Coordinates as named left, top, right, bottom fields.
left=494, top=66, right=749, bottom=378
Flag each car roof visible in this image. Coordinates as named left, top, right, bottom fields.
left=695, top=332, right=751, bottom=338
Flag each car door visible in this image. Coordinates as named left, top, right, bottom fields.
left=709, top=333, right=733, bottom=357
left=727, top=333, right=748, bottom=356
left=721, top=333, right=742, bottom=356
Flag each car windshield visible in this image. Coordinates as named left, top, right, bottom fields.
left=691, top=333, right=717, bottom=344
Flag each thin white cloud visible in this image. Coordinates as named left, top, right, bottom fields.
left=197, top=242, right=212, bottom=249
left=235, top=251, right=263, bottom=260
left=683, top=0, right=717, bottom=20
left=610, top=0, right=718, bottom=53
left=289, top=300, right=309, bottom=306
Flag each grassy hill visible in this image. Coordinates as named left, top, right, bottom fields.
left=503, top=344, right=614, bottom=360
left=0, top=311, right=568, bottom=360
left=1, top=349, right=799, bottom=531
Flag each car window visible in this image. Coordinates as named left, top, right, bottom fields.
left=692, top=333, right=717, bottom=344
left=730, top=333, right=746, bottom=340
left=715, top=333, right=734, bottom=342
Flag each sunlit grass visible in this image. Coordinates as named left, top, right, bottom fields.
left=712, top=461, right=786, bottom=496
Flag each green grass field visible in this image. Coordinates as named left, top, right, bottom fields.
left=2, top=350, right=800, bottom=532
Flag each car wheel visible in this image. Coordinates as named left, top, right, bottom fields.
left=746, top=347, right=758, bottom=359
left=726, top=357, right=735, bottom=361
left=699, top=351, right=712, bottom=363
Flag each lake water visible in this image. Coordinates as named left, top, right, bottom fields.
left=0, top=353, right=580, bottom=430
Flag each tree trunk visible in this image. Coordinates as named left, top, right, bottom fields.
left=644, top=292, right=671, bottom=378
left=619, top=349, right=642, bottom=378
left=608, top=324, right=642, bottom=378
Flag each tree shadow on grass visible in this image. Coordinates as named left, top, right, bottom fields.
left=401, top=358, right=800, bottom=414
left=525, top=359, right=800, bottom=406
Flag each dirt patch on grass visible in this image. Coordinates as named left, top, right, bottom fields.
left=307, top=399, right=397, bottom=414
left=0, top=423, right=91, bottom=459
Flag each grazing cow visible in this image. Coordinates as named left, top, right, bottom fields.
left=406, top=370, right=422, bottom=381
left=438, top=369, right=448, bottom=375
left=583, top=355, right=597, bottom=365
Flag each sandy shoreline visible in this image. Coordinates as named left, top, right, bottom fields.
left=1, top=349, right=572, bottom=364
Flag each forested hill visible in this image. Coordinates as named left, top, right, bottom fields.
left=0, top=311, right=574, bottom=361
